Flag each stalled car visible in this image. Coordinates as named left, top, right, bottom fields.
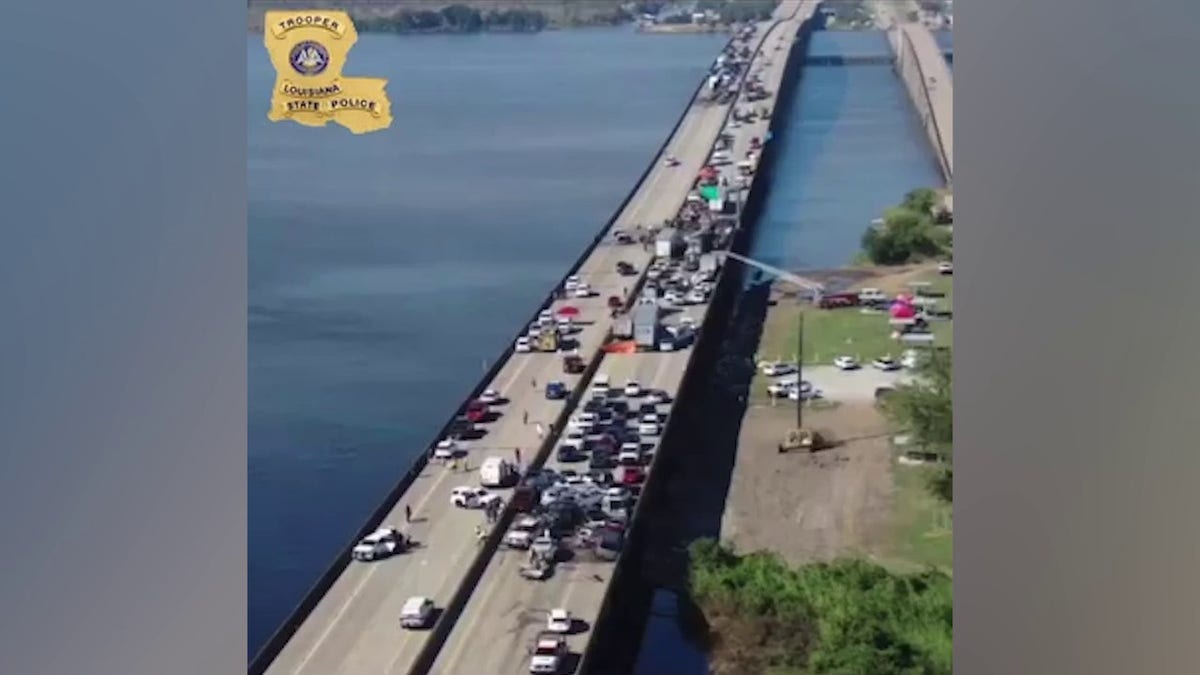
left=546, top=608, right=573, bottom=634
left=451, top=486, right=501, bottom=509
left=399, top=596, right=436, bottom=629
left=352, top=527, right=408, bottom=561
left=529, top=634, right=568, bottom=674
left=545, top=381, right=568, bottom=400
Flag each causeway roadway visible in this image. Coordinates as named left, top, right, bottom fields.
left=261, top=8, right=788, bottom=675
left=874, top=0, right=954, bottom=181
left=425, top=3, right=817, bottom=673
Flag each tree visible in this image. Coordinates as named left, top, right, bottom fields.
left=882, top=347, right=952, bottom=458
left=882, top=347, right=953, bottom=503
left=902, top=187, right=939, bottom=214
left=688, top=541, right=952, bottom=674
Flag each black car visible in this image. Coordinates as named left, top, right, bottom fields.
left=589, top=450, right=617, bottom=470
left=616, top=261, right=636, bottom=276
left=638, top=402, right=659, bottom=416
left=556, top=445, right=585, bottom=463
left=588, top=470, right=614, bottom=487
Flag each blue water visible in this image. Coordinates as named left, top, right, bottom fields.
left=631, top=30, right=944, bottom=672
left=248, top=27, right=728, bottom=656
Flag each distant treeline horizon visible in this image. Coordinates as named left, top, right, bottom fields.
left=247, top=1, right=778, bottom=34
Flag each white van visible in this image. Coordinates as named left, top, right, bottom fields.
left=480, top=457, right=517, bottom=488
left=710, top=150, right=731, bottom=165
left=399, top=596, right=435, bottom=629
left=858, top=287, right=887, bottom=303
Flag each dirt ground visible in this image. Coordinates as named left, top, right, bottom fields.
left=719, top=400, right=896, bottom=565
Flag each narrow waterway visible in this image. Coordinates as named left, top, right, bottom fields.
left=630, top=29, right=944, bottom=673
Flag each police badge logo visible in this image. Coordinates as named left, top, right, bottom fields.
left=289, top=40, right=330, bottom=76
left=264, top=10, right=392, bottom=134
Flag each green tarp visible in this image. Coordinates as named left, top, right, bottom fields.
left=699, top=185, right=721, bottom=201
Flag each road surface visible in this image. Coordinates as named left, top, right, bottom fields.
left=425, top=3, right=817, bottom=672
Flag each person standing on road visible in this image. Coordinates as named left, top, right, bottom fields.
left=405, top=505, right=412, bottom=523
left=523, top=410, right=529, bottom=425
left=514, top=447, right=522, bottom=466
left=531, top=377, right=537, bottom=389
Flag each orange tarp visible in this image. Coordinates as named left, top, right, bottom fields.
left=603, top=340, right=638, bottom=354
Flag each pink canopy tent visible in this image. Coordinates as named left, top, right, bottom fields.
left=889, top=301, right=916, bottom=320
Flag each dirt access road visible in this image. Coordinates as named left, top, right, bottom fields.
left=720, top=401, right=895, bottom=565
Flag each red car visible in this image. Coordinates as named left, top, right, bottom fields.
left=618, top=466, right=645, bottom=486
left=465, top=400, right=489, bottom=423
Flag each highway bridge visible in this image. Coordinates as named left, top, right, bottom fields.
left=882, top=14, right=954, bottom=183
left=252, top=2, right=816, bottom=674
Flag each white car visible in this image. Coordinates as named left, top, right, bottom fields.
left=547, top=608, right=573, bottom=634
left=645, top=389, right=668, bottom=405
left=451, top=486, right=501, bottom=509
left=563, top=275, right=580, bottom=292
left=623, top=381, right=642, bottom=397
left=937, top=261, right=953, bottom=275
left=760, top=361, right=796, bottom=377
left=478, top=389, right=501, bottom=404
left=352, top=527, right=406, bottom=561
left=515, top=336, right=532, bottom=353
left=685, top=289, right=707, bottom=305
left=787, top=386, right=822, bottom=401
left=562, top=429, right=586, bottom=450
left=531, top=534, right=561, bottom=561
left=858, top=288, right=887, bottom=303
left=529, top=635, right=567, bottom=674
left=538, top=310, right=553, bottom=323
left=505, top=515, right=541, bottom=549
left=833, top=355, right=860, bottom=371
left=766, top=381, right=794, bottom=398
left=638, top=415, right=661, bottom=436
left=663, top=290, right=683, bottom=305
left=568, top=412, right=597, bottom=433
left=573, top=284, right=593, bottom=298
left=433, top=438, right=458, bottom=460
left=873, top=356, right=901, bottom=372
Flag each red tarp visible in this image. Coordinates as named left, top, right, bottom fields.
left=557, top=306, right=580, bottom=316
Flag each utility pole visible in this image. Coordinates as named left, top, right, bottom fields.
left=796, top=310, right=804, bottom=429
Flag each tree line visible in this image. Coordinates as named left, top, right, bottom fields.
left=688, top=540, right=952, bottom=674
left=354, top=6, right=553, bottom=34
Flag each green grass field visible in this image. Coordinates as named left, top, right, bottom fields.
left=885, top=464, right=953, bottom=574
left=757, top=270, right=954, bottom=367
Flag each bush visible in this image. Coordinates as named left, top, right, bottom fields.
left=689, top=541, right=952, bottom=674
left=860, top=189, right=949, bottom=265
